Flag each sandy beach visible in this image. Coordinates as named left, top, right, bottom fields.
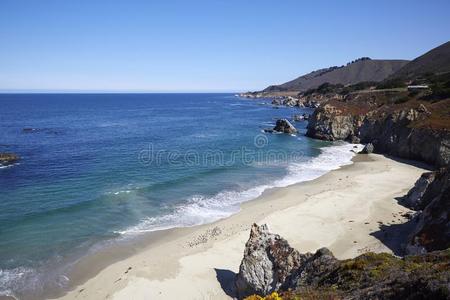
left=54, top=154, right=427, bottom=300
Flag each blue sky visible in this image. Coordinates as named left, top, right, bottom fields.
left=0, top=0, right=449, bottom=92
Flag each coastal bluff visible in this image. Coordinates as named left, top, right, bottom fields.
left=305, top=95, right=450, bottom=167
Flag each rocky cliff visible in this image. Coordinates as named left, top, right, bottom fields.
left=237, top=224, right=450, bottom=300
left=404, top=167, right=450, bottom=255
left=306, top=91, right=450, bottom=167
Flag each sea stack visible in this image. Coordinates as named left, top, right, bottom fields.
left=273, top=119, right=297, bottom=134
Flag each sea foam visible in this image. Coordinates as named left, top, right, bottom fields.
left=117, top=142, right=363, bottom=235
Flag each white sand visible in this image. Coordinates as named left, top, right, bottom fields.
left=55, top=154, right=426, bottom=300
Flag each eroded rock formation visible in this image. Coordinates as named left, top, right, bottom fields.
left=235, top=224, right=306, bottom=298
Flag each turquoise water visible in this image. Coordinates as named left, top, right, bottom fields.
left=0, top=93, right=356, bottom=298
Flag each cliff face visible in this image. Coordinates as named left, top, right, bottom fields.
left=306, top=92, right=450, bottom=167
left=405, top=167, right=450, bottom=255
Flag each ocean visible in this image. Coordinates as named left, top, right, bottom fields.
left=0, top=93, right=357, bottom=299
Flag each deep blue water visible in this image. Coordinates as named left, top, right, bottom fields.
left=0, top=93, right=356, bottom=298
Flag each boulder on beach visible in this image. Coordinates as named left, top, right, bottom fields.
left=359, top=143, right=374, bottom=154
left=235, top=224, right=307, bottom=298
left=273, top=119, right=297, bottom=134
left=0, top=153, right=19, bottom=166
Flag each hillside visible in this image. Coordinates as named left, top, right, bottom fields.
left=391, top=41, right=450, bottom=79
left=263, top=58, right=409, bottom=92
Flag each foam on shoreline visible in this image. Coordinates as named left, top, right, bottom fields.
left=116, top=142, right=363, bottom=235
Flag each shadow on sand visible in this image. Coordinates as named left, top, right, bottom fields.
left=369, top=196, right=419, bottom=256
left=214, top=268, right=237, bottom=298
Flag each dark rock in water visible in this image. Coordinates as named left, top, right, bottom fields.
left=292, top=114, right=304, bottom=122
left=22, top=128, right=38, bottom=133
left=235, top=224, right=307, bottom=298
left=263, top=129, right=274, bottom=133
left=236, top=224, right=450, bottom=299
left=0, top=153, right=19, bottom=166
left=359, top=143, right=374, bottom=154
left=273, top=119, right=297, bottom=134
left=22, top=127, right=62, bottom=135
left=405, top=167, right=450, bottom=254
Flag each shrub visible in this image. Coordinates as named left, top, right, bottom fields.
left=376, top=78, right=406, bottom=89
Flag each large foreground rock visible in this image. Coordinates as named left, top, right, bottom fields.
left=235, top=224, right=306, bottom=298
left=273, top=119, right=297, bottom=134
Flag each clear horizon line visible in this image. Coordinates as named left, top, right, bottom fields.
left=0, top=89, right=249, bottom=94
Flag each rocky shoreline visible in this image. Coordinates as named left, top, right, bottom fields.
left=233, top=164, right=450, bottom=299
left=235, top=44, right=450, bottom=298
left=305, top=92, right=450, bottom=167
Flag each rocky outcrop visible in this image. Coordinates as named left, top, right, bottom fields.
left=286, top=247, right=339, bottom=289
left=273, top=119, right=297, bottom=134
left=282, top=97, right=298, bottom=107
left=401, top=171, right=437, bottom=210
left=306, top=100, right=450, bottom=167
left=306, top=103, right=359, bottom=141
left=271, top=99, right=282, bottom=106
left=0, top=153, right=19, bottom=166
left=406, top=167, right=450, bottom=254
left=359, top=143, right=374, bottom=154
left=297, top=92, right=342, bottom=108
left=235, top=224, right=307, bottom=298
left=237, top=224, right=450, bottom=300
